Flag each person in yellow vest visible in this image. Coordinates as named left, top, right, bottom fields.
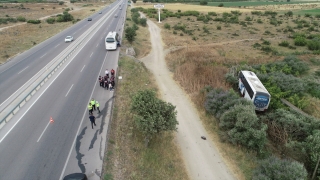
left=90, top=98, right=96, bottom=111
left=96, top=101, right=100, bottom=113
left=88, top=103, right=93, bottom=115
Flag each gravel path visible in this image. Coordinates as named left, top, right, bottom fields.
left=140, top=18, right=236, bottom=180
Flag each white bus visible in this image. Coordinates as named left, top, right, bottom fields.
left=238, top=70, right=271, bottom=111
left=105, top=31, right=120, bottom=50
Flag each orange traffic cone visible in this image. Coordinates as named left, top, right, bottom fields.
left=50, top=117, right=54, bottom=124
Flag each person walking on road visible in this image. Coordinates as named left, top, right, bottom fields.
left=91, top=98, right=96, bottom=111
left=89, top=114, right=96, bottom=129
left=88, top=103, right=93, bottom=115
left=96, top=101, right=101, bottom=113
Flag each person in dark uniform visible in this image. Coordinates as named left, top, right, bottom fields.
left=104, top=77, right=109, bottom=90
left=89, top=114, right=96, bottom=129
left=98, top=76, right=103, bottom=87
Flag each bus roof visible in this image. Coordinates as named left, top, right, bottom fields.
left=106, top=31, right=117, bottom=38
left=240, top=70, right=270, bottom=95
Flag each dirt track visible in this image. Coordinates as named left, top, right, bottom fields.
left=140, top=17, right=236, bottom=180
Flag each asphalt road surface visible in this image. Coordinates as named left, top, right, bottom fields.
left=0, top=1, right=126, bottom=179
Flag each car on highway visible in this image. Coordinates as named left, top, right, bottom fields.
left=63, top=173, right=88, bottom=180
left=119, top=8, right=122, bottom=10
left=65, top=36, right=73, bottom=43
left=114, top=15, right=118, bottom=18
left=99, top=11, right=102, bottom=14
left=88, top=18, right=92, bottom=21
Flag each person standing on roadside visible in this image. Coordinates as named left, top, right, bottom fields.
left=105, top=69, right=109, bottom=77
left=91, top=98, right=96, bottom=111
left=98, top=76, right=103, bottom=87
left=89, top=114, right=96, bottom=129
left=111, top=69, right=115, bottom=76
left=96, top=101, right=101, bottom=113
left=88, top=103, right=93, bottom=115
left=104, top=77, right=109, bottom=90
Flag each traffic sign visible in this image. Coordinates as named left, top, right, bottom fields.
left=153, top=4, right=164, bottom=8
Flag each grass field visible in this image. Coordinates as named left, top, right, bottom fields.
left=134, top=2, right=320, bottom=179
left=205, top=1, right=320, bottom=7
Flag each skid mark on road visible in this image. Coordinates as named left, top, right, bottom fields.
left=76, top=127, right=87, bottom=173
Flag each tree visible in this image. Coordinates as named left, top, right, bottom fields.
left=253, top=156, right=308, bottom=180
left=131, top=90, right=178, bottom=146
left=125, top=27, right=136, bottom=43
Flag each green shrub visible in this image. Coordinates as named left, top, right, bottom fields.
left=27, top=19, right=41, bottom=24
left=140, top=18, right=147, bottom=26
left=17, top=16, right=26, bottom=22
left=46, top=18, right=55, bottom=24
left=208, top=12, right=217, bottom=16
left=59, top=1, right=64, bottom=5
left=217, top=25, right=221, bottom=30
left=279, top=41, right=289, bottom=47
left=218, top=3, right=224, bottom=7
left=307, top=38, right=320, bottom=50
left=220, top=104, right=267, bottom=152
left=294, top=36, right=307, bottom=46
left=164, top=23, right=170, bottom=29
left=253, top=156, right=308, bottom=180
left=199, top=0, right=207, bottom=5
left=257, top=19, right=263, bottom=23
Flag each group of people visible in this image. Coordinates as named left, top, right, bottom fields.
left=98, top=68, right=116, bottom=91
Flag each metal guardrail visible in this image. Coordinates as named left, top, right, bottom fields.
left=0, top=5, right=119, bottom=129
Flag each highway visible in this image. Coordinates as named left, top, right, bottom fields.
left=0, top=1, right=126, bottom=179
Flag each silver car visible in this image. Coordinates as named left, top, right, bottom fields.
left=65, top=36, right=73, bottom=42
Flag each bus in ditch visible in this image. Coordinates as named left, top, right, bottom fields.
left=238, top=70, right=271, bottom=111
left=105, top=31, right=120, bottom=50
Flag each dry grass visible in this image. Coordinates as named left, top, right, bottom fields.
left=135, top=2, right=253, bottom=13
left=121, top=8, right=151, bottom=58
left=102, top=8, right=187, bottom=180
left=103, top=56, right=189, bottom=180
left=133, top=3, right=320, bottom=179
left=0, top=2, right=107, bottom=64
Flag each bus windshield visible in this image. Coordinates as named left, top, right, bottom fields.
left=106, top=38, right=115, bottom=43
left=253, top=92, right=270, bottom=109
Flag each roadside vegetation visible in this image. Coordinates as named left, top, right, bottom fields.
left=0, top=1, right=107, bottom=64
left=102, top=7, right=188, bottom=180
left=129, top=3, right=320, bottom=179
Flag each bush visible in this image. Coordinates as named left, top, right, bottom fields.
left=27, top=19, right=41, bottom=24
left=217, top=25, right=221, bottom=30
left=294, top=36, right=307, bottom=46
left=17, top=16, right=26, bottom=22
left=125, top=26, right=136, bottom=43
left=307, top=38, right=320, bottom=51
left=199, top=0, right=207, bottom=5
left=279, top=41, right=289, bottom=47
left=140, top=18, right=147, bottom=26
left=164, top=23, right=170, bottom=29
left=46, top=18, right=55, bottom=24
left=220, top=104, right=267, bottom=151
left=59, top=1, right=64, bottom=5
left=218, top=3, right=224, bottom=7
left=253, top=156, right=308, bottom=180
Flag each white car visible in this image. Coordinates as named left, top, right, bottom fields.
left=65, top=36, right=73, bottom=42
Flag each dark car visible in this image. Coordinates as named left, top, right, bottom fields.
left=63, top=173, right=88, bottom=180
left=88, top=18, right=92, bottom=21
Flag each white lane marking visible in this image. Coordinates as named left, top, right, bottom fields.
left=80, top=65, right=85, bottom=72
left=90, top=52, right=93, bottom=57
left=65, top=84, right=74, bottom=97
left=96, top=43, right=99, bottom=47
left=37, top=121, right=51, bottom=142
left=55, top=44, right=60, bottom=48
left=17, top=66, right=29, bottom=75
left=59, top=51, right=110, bottom=180
left=0, top=43, right=86, bottom=144
left=40, top=53, right=47, bottom=58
